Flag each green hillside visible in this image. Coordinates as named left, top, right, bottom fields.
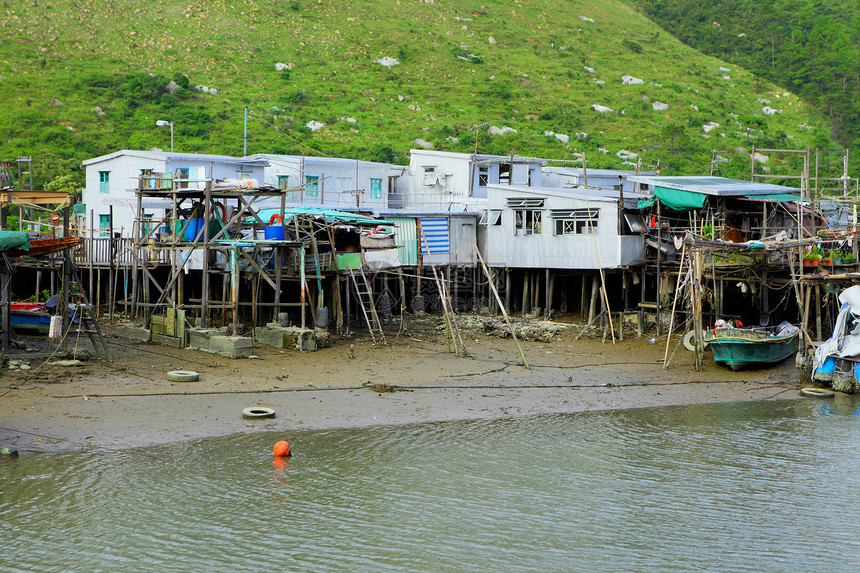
left=0, top=0, right=840, bottom=190
left=637, top=0, right=860, bottom=151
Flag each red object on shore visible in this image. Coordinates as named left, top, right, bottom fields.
left=273, top=440, right=291, bottom=457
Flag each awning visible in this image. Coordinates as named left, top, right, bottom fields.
left=637, top=186, right=707, bottom=211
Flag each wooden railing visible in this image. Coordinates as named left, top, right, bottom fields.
left=73, top=238, right=170, bottom=267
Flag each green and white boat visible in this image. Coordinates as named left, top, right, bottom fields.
left=704, top=326, right=799, bottom=371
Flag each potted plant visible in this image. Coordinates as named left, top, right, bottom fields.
left=803, top=252, right=821, bottom=267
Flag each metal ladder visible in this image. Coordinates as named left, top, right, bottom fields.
left=348, top=267, right=386, bottom=344
left=64, top=252, right=112, bottom=361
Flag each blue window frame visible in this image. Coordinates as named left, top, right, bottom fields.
left=370, top=178, right=382, bottom=199
left=99, top=214, right=111, bottom=237
left=305, top=175, right=319, bottom=197
left=99, top=171, right=110, bottom=194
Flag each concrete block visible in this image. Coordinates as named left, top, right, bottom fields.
left=116, top=324, right=151, bottom=342
left=151, top=332, right=184, bottom=348
left=254, top=325, right=317, bottom=352
left=209, top=335, right=254, bottom=359
left=187, top=328, right=227, bottom=352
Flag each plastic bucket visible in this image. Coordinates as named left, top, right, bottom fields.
left=314, top=306, right=329, bottom=329
left=264, top=225, right=285, bottom=240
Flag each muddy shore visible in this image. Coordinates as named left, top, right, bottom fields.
left=0, top=317, right=806, bottom=454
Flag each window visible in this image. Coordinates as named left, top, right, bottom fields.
left=423, top=166, right=436, bottom=186
left=370, top=178, right=383, bottom=199
left=552, top=209, right=599, bottom=235
left=277, top=175, right=289, bottom=189
left=305, top=175, right=319, bottom=197
left=237, top=171, right=252, bottom=180
left=99, top=214, right=111, bottom=237
left=507, top=197, right=545, bottom=209
left=499, top=163, right=512, bottom=185
left=478, top=166, right=489, bottom=187
left=514, top=209, right=542, bottom=235
left=98, top=171, right=110, bottom=194
left=479, top=210, right=502, bottom=226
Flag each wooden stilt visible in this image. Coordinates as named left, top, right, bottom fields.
left=545, top=268, right=553, bottom=320
left=521, top=271, right=529, bottom=316
left=580, top=273, right=588, bottom=322
left=588, top=274, right=599, bottom=324
left=815, top=284, right=822, bottom=340
left=505, top=269, right=511, bottom=311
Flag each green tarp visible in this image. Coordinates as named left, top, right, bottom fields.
left=0, top=230, right=30, bottom=252
left=652, top=186, right=707, bottom=211
left=636, top=187, right=706, bottom=211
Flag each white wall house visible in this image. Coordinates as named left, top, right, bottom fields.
left=81, top=150, right=269, bottom=237
left=247, top=154, right=406, bottom=211
left=482, top=184, right=646, bottom=269
left=397, top=150, right=545, bottom=212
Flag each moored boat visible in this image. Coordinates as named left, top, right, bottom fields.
left=5, top=236, right=80, bottom=258
left=704, top=325, right=799, bottom=371
left=9, top=303, right=51, bottom=334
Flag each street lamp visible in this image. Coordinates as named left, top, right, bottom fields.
left=155, top=120, right=174, bottom=152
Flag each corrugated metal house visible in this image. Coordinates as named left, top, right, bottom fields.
left=483, top=184, right=647, bottom=269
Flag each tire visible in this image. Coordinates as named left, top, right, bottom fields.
left=243, top=407, right=276, bottom=419
left=167, top=370, right=199, bottom=382
left=683, top=330, right=710, bottom=352
left=800, top=387, right=835, bottom=398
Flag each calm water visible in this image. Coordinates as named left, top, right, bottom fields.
left=3, top=398, right=860, bottom=572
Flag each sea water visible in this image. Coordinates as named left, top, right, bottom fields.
left=3, top=398, right=860, bottom=572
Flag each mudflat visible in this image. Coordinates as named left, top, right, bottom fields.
left=0, top=317, right=804, bottom=453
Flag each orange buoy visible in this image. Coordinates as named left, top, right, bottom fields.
left=273, top=440, right=292, bottom=457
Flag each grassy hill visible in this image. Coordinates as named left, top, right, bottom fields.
left=0, top=0, right=842, bottom=190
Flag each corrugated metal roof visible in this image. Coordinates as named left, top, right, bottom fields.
left=82, top=150, right=269, bottom=168
left=543, top=167, right=659, bottom=177
left=627, top=175, right=800, bottom=195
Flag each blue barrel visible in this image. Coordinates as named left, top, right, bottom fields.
left=264, top=225, right=285, bottom=240
left=185, top=218, right=204, bottom=242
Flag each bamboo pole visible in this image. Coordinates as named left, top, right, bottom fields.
left=583, top=191, right=615, bottom=342
left=663, top=246, right=689, bottom=368
left=475, top=246, right=529, bottom=369
left=418, top=221, right=466, bottom=356
left=693, top=250, right=704, bottom=372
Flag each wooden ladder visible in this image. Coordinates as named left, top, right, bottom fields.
left=348, top=267, right=386, bottom=344
left=65, top=252, right=112, bottom=361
